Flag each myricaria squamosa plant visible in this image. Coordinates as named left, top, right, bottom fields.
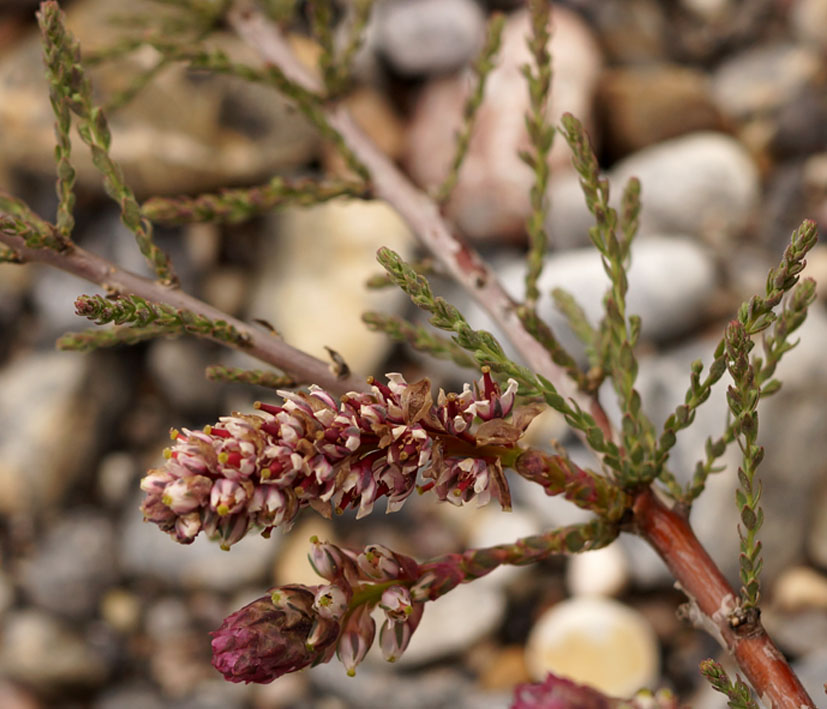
left=0, top=1, right=820, bottom=706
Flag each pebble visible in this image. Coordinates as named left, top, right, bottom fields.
left=791, top=0, right=827, bottom=50
left=711, top=43, right=822, bottom=120
left=524, top=596, right=660, bottom=697
left=312, top=661, right=496, bottom=709
left=248, top=199, right=412, bottom=377
left=589, top=0, right=668, bottom=64
left=273, top=516, right=336, bottom=587
left=20, top=511, right=118, bottom=621
left=609, top=133, right=759, bottom=243
left=405, top=5, right=602, bottom=242
left=97, top=451, right=139, bottom=508
left=374, top=0, right=486, bottom=76
left=146, top=338, right=222, bottom=414
left=809, top=478, right=827, bottom=570
left=772, top=565, right=827, bottom=612
left=100, top=588, right=142, bottom=635
left=0, top=351, right=94, bottom=517
left=548, top=133, right=759, bottom=248
left=119, top=492, right=278, bottom=591
left=597, top=64, right=721, bottom=158
left=0, top=610, right=110, bottom=691
left=566, top=542, right=630, bottom=598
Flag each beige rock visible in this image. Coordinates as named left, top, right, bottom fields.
left=772, top=566, right=827, bottom=612
left=597, top=65, right=721, bottom=158
left=249, top=198, right=412, bottom=377
left=405, top=5, right=602, bottom=242
left=566, top=542, right=630, bottom=598
left=525, top=596, right=660, bottom=697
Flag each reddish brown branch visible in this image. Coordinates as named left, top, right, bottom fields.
left=0, top=232, right=369, bottom=396
left=633, top=488, right=814, bottom=708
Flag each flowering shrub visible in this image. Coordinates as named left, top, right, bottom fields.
left=0, top=2, right=820, bottom=707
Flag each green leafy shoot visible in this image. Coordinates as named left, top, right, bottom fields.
left=673, top=220, right=818, bottom=504
left=365, top=257, right=436, bottom=289
left=0, top=191, right=69, bottom=251
left=699, top=659, right=759, bottom=709
left=559, top=112, right=654, bottom=484
left=142, top=177, right=368, bottom=225
left=331, top=0, right=375, bottom=96
left=724, top=320, right=764, bottom=611
left=435, top=12, right=505, bottom=204
left=205, top=365, right=295, bottom=389
left=37, top=2, right=177, bottom=284
left=57, top=324, right=181, bottom=351
left=362, top=312, right=479, bottom=371
left=71, top=294, right=250, bottom=347
left=308, top=0, right=337, bottom=92
left=520, top=0, right=553, bottom=307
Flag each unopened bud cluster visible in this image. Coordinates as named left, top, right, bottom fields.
left=211, top=539, right=427, bottom=682
left=142, top=370, right=530, bottom=548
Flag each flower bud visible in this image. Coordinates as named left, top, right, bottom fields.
left=211, top=586, right=340, bottom=683
left=379, top=585, right=413, bottom=623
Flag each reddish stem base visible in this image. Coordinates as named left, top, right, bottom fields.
left=633, top=488, right=814, bottom=708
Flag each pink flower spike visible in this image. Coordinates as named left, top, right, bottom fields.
left=336, top=603, right=376, bottom=677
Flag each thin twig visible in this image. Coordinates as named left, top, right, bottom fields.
left=0, top=230, right=368, bottom=396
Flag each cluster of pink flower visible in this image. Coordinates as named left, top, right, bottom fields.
left=210, top=539, right=427, bottom=682
left=141, top=369, right=530, bottom=548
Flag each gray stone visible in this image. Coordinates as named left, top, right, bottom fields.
left=0, top=610, right=110, bottom=691
left=146, top=338, right=222, bottom=414
left=119, top=492, right=278, bottom=591
left=20, top=511, right=118, bottom=620
left=0, top=351, right=95, bottom=517
left=610, top=133, right=759, bottom=242
left=711, top=44, right=822, bottom=119
left=312, top=661, right=487, bottom=709
left=375, top=0, right=486, bottom=76
left=548, top=133, right=759, bottom=248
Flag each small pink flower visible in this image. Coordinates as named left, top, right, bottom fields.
left=379, top=585, right=413, bottom=623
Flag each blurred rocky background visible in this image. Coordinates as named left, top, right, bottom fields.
left=0, top=0, right=826, bottom=707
